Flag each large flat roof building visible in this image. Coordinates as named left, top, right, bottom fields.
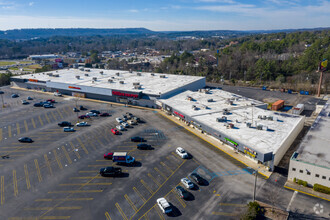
left=288, top=100, right=330, bottom=187
left=159, top=89, right=305, bottom=170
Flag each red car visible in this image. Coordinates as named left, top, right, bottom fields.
left=100, top=112, right=110, bottom=117
left=111, top=128, right=119, bottom=135
left=47, top=99, right=55, bottom=103
left=78, top=115, right=90, bottom=119
left=104, top=152, right=114, bottom=160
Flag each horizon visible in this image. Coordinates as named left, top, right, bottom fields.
left=0, top=0, right=329, bottom=31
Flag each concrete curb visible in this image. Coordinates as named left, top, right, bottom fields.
left=284, top=181, right=330, bottom=202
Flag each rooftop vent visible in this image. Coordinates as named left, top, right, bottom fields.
left=186, top=96, right=194, bottom=101
left=137, top=73, right=142, bottom=76
left=76, top=75, right=80, bottom=79
left=226, top=123, right=234, bottom=129
left=151, top=73, right=155, bottom=76
left=216, top=116, right=227, bottom=122
left=207, top=99, right=213, bottom=102
left=116, top=72, right=120, bottom=76
left=85, top=69, right=90, bottom=72
left=267, top=116, right=273, bottom=121
left=47, top=73, right=53, bottom=76
left=108, top=79, right=113, bottom=83
left=84, top=73, right=89, bottom=76
left=133, top=82, right=140, bottom=86
left=246, top=122, right=252, bottom=128
left=129, top=69, right=132, bottom=73
left=111, top=76, right=115, bottom=79
left=79, top=68, right=84, bottom=71
left=53, top=74, right=59, bottom=77
left=99, top=71, right=103, bottom=75
left=119, top=81, right=124, bottom=84
left=92, top=81, right=94, bottom=84
left=92, top=77, right=97, bottom=81
left=160, top=75, right=166, bottom=78
left=134, top=85, right=142, bottom=89
left=256, top=125, right=263, bottom=130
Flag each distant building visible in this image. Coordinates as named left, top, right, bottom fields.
left=28, top=54, right=60, bottom=60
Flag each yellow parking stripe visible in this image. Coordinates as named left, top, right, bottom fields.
left=39, top=115, right=44, bottom=126
left=219, top=203, right=246, bottom=207
left=171, top=151, right=182, bottom=160
left=77, top=138, right=89, bottom=154
left=48, top=190, right=103, bottom=194
left=147, top=173, right=161, bottom=187
left=70, top=176, right=104, bottom=179
left=105, top=212, right=112, bottom=220
left=155, top=205, right=165, bottom=220
left=79, top=170, right=99, bottom=173
left=8, top=125, right=12, bottom=138
left=9, top=217, right=71, bottom=220
left=61, top=146, right=72, bottom=164
left=172, top=190, right=186, bottom=208
left=154, top=168, right=167, bottom=180
left=212, top=212, right=238, bottom=216
left=24, top=206, right=82, bottom=211
left=83, top=134, right=97, bottom=150
left=16, top=123, right=20, bottom=135
left=24, top=164, right=31, bottom=190
left=160, top=162, right=173, bottom=173
left=35, top=159, right=42, bottom=182
left=115, top=203, right=128, bottom=220
left=53, top=150, right=63, bottom=169
left=24, top=120, right=28, bottom=132
left=133, top=187, right=147, bottom=203
left=31, top=118, right=36, bottom=129
left=70, top=142, right=81, bottom=159
left=124, top=194, right=137, bottom=212
left=1, top=176, right=4, bottom=205
left=44, top=154, right=53, bottom=176
left=51, top=111, right=57, bottom=121
left=59, top=183, right=112, bottom=186
left=35, top=198, right=94, bottom=202
left=45, top=113, right=51, bottom=124
left=56, top=109, right=64, bottom=119
left=13, top=170, right=18, bottom=196
left=140, top=180, right=153, bottom=194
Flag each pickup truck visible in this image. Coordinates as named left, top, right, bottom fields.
left=100, top=166, right=122, bottom=176
left=112, top=152, right=135, bottom=165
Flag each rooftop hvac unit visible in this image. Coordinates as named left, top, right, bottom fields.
left=75, top=76, right=80, bottom=79
left=246, top=122, right=252, bottom=128
left=137, top=73, right=142, bottom=76
left=99, top=71, right=103, bottom=75
left=108, top=79, right=113, bottom=83
left=207, top=99, right=213, bottom=102
left=226, top=123, right=234, bottom=129
left=216, top=116, right=227, bottom=122
left=111, top=76, right=115, bottom=79
left=116, top=72, right=120, bottom=76
left=256, top=125, right=263, bottom=130
left=129, top=69, right=132, bottom=73
left=133, top=82, right=140, bottom=86
left=53, top=74, right=59, bottom=77
left=92, top=81, right=94, bottom=84
left=47, top=73, right=53, bottom=76
left=92, top=77, right=97, bottom=81
left=84, top=73, right=89, bottom=76
left=262, top=126, right=268, bottom=131
left=151, top=73, right=155, bottom=76
left=85, top=69, right=90, bottom=72
left=160, top=75, right=166, bottom=78
left=134, top=85, right=141, bottom=89
left=79, top=68, right=84, bottom=71
left=267, top=116, right=273, bottom=121
left=119, top=81, right=124, bottom=84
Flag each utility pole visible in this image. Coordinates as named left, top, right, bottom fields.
left=253, top=167, right=260, bottom=202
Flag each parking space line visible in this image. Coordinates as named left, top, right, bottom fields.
left=160, top=162, right=173, bottom=173
left=105, top=211, right=112, bottom=220
left=44, top=154, right=53, bottom=176
left=70, top=142, right=81, bottom=159
left=212, top=212, right=238, bottom=216
left=59, top=183, right=112, bottom=186
left=77, top=138, right=89, bottom=154
left=35, top=198, right=94, bottom=202
left=219, top=203, right=246, bottom=207
left=1, top=176, right=4, bottom=205
left=133, top=187, right=146, bottom=203
left=24, top=120, right=28, bottom=132
left=140, top=180, right=153, bottom=194
left=16, top=123, right=20, bottom=135
left=0, top=128, right=2, bottom=141
left=70, top=176, right=104, bottom=179
left=9, top=216, right=71, bottom=220
left=51, top=111, right=58, bottom=121
left=124, top=194, right=138, bottom=212
left=79, top=170, right=99, bottom=173
left=154, top=168, right=167, bottom=180
left=39, top=115, right=44, bottom=126
left=56, top=109, right=64, bottom=119
left=115, top=203, right=128, bottom=220
left=83, top=135, right=97, bottom=150
left=154, top=204, right=165, bottom=220
left=137, top=205, right=156, bottom=220
left=95, top=137, right=104, bottom=147
left=147, top=173, right=161, bottom=187
left=24, top=164, right=31, bottom=190
left=31, top=118, right=36, bottom=129
left=48, top=190, right=103, bottom=194
left=53, top=150, right=63, bottom=169
left=35, top=159, right=43, bottom=182
left=8, top=125, right=12, bottom=138
left=61, top=146, right=72, bottom=164
left=172, top=190, right=186, bottom=208
left=171, top=152, right=182, bottom=160
left=24, top=206, right=82, bottom=211
left=62, top=106, right=69, bottom=115
left=13, top=170, right=18, bottom=196
left=45, top=113, right=51, bottom=124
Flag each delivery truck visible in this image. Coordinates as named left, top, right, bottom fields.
left=113, top=152, right=135, bottom=165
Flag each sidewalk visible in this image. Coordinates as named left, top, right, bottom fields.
left=284, top=181, right=330, bottom=202
left=157, top=111, right=272, bottom=179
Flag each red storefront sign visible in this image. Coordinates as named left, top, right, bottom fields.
left=68, top=86, right=81, bottom=90
left=112, top=91, right=139, bottom=98
left=29, top=79, right=38, bottom=82
left=174, top=111, right=185, bottom=118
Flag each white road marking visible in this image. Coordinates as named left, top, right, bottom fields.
left=286, top=190, right=298, bottom=212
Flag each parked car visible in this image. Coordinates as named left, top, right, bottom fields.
left=54, top=92, right=62, bottom=96
left=137, top=144, right=152, bottom=150
left=121, top=122, right=129, bottom=128
left=127, top=120, right=137, bottom=125
left=63, top=127, right=75, bottom=132
left=131, top=136, right=144, bottom=142
left=34, top=102, right=43, bottom=107
left=157, top=198, right=172, bottom=214
left=86, top=112, right=98, bottom=117
left=99, top=166, right=122, bottom=176
left=115, top=118, right=123, bottom=123
left=78, top=115, right=90, bottom=119
left=181, top=178, right=194, bottom=189
left=111, top=128, right=119, bottom=135
left=122, top=115, right=128, bottom=121
left=76, top=122, right=88, bottom=127
left=116, top=125, right=124, bottom=131
left=79, top=105, right=87, bottom=110
left=100, top=112, right=110, bottom=117
left=11, top=94, right=19, bottom=98
left=104, top=152, right=114, bottom=160
left=126, top=112, right=133, bottom=116
left=58, top=121, right=72, bottom=127
left=21, top=100, right=29, bottom=105
left=73, top=107, right=80, bottom=112
left=90, top=110, right=100, bottom=114
left=189, top=173, right=204, bottom=185
left=132, top=116, right=141, bottom=122
left=175, top=186, right=189, bottom=199
left=18, top=137, right=33, bottom=143
left=27, top=96, right=33, bottom=100
left=176, top=147, right=189, bottom=159
left=43, top=104, right=54, bottom=108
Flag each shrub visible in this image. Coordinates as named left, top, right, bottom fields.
left=241, top=201, right=264, bottom=220
left=313, top=184, right=330, bottom=194
left=302, top=181, right=308, bottom=187
left=298, top=179, right=303, bottom=185
left=293, top=177, right=296, bottom=183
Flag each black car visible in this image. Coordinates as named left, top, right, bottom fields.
left=18, top=137, right=33, bottom=143
left=90, top=110, right=100, bottom=114
left=11, top=94, right=19, bottom=98
left=100, top=112, right=110, bottom=117
left=79, top=105, right=87, bottom=110
left=132, top=116, right=141, bottom=122
left=131, top=136, right=145, bottom=142
left=189, top=173, right=204, bottom=185
left=27, top=96, right=33, bottom=100
left=43, top=104, right=54, bottom=108
left=137, top=144, right=152, bottom=150
left=58, top=121, right=72, bottom=127
left=73, top=107, right=80, bottom=112
left=100, top=166, right=122, bottom=176
left=33, top=102, right=43, bottom=107
left=175, top=186, right=189, bottom=199
left=126, top=112, right=133, bottom=116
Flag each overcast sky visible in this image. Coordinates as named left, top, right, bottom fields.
left=0, top=0, right=329, bottom=31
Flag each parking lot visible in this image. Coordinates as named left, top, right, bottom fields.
left=0, top=87, right=283, bottom=220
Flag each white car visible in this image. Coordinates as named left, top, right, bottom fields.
left=176, top=147, right=189, bottom=159
left=181, top=178, right=194, bottom=189
left=86, top=112, right=98, bottom=117
left=116, top=125, right=124, bottom=131
left=116, top=118, right=123, bottom=123
left=54, top=92, right=62, bottom=96
left=121, top=122, right=129, bottom=128
left=76, top=122, right=88, bottom=127
left=157, top=198, right=172, bottom=214
left=63, top=127, right=75, bottom=132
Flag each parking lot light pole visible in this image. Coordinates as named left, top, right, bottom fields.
left=253, top=167, right=260, bottom=202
